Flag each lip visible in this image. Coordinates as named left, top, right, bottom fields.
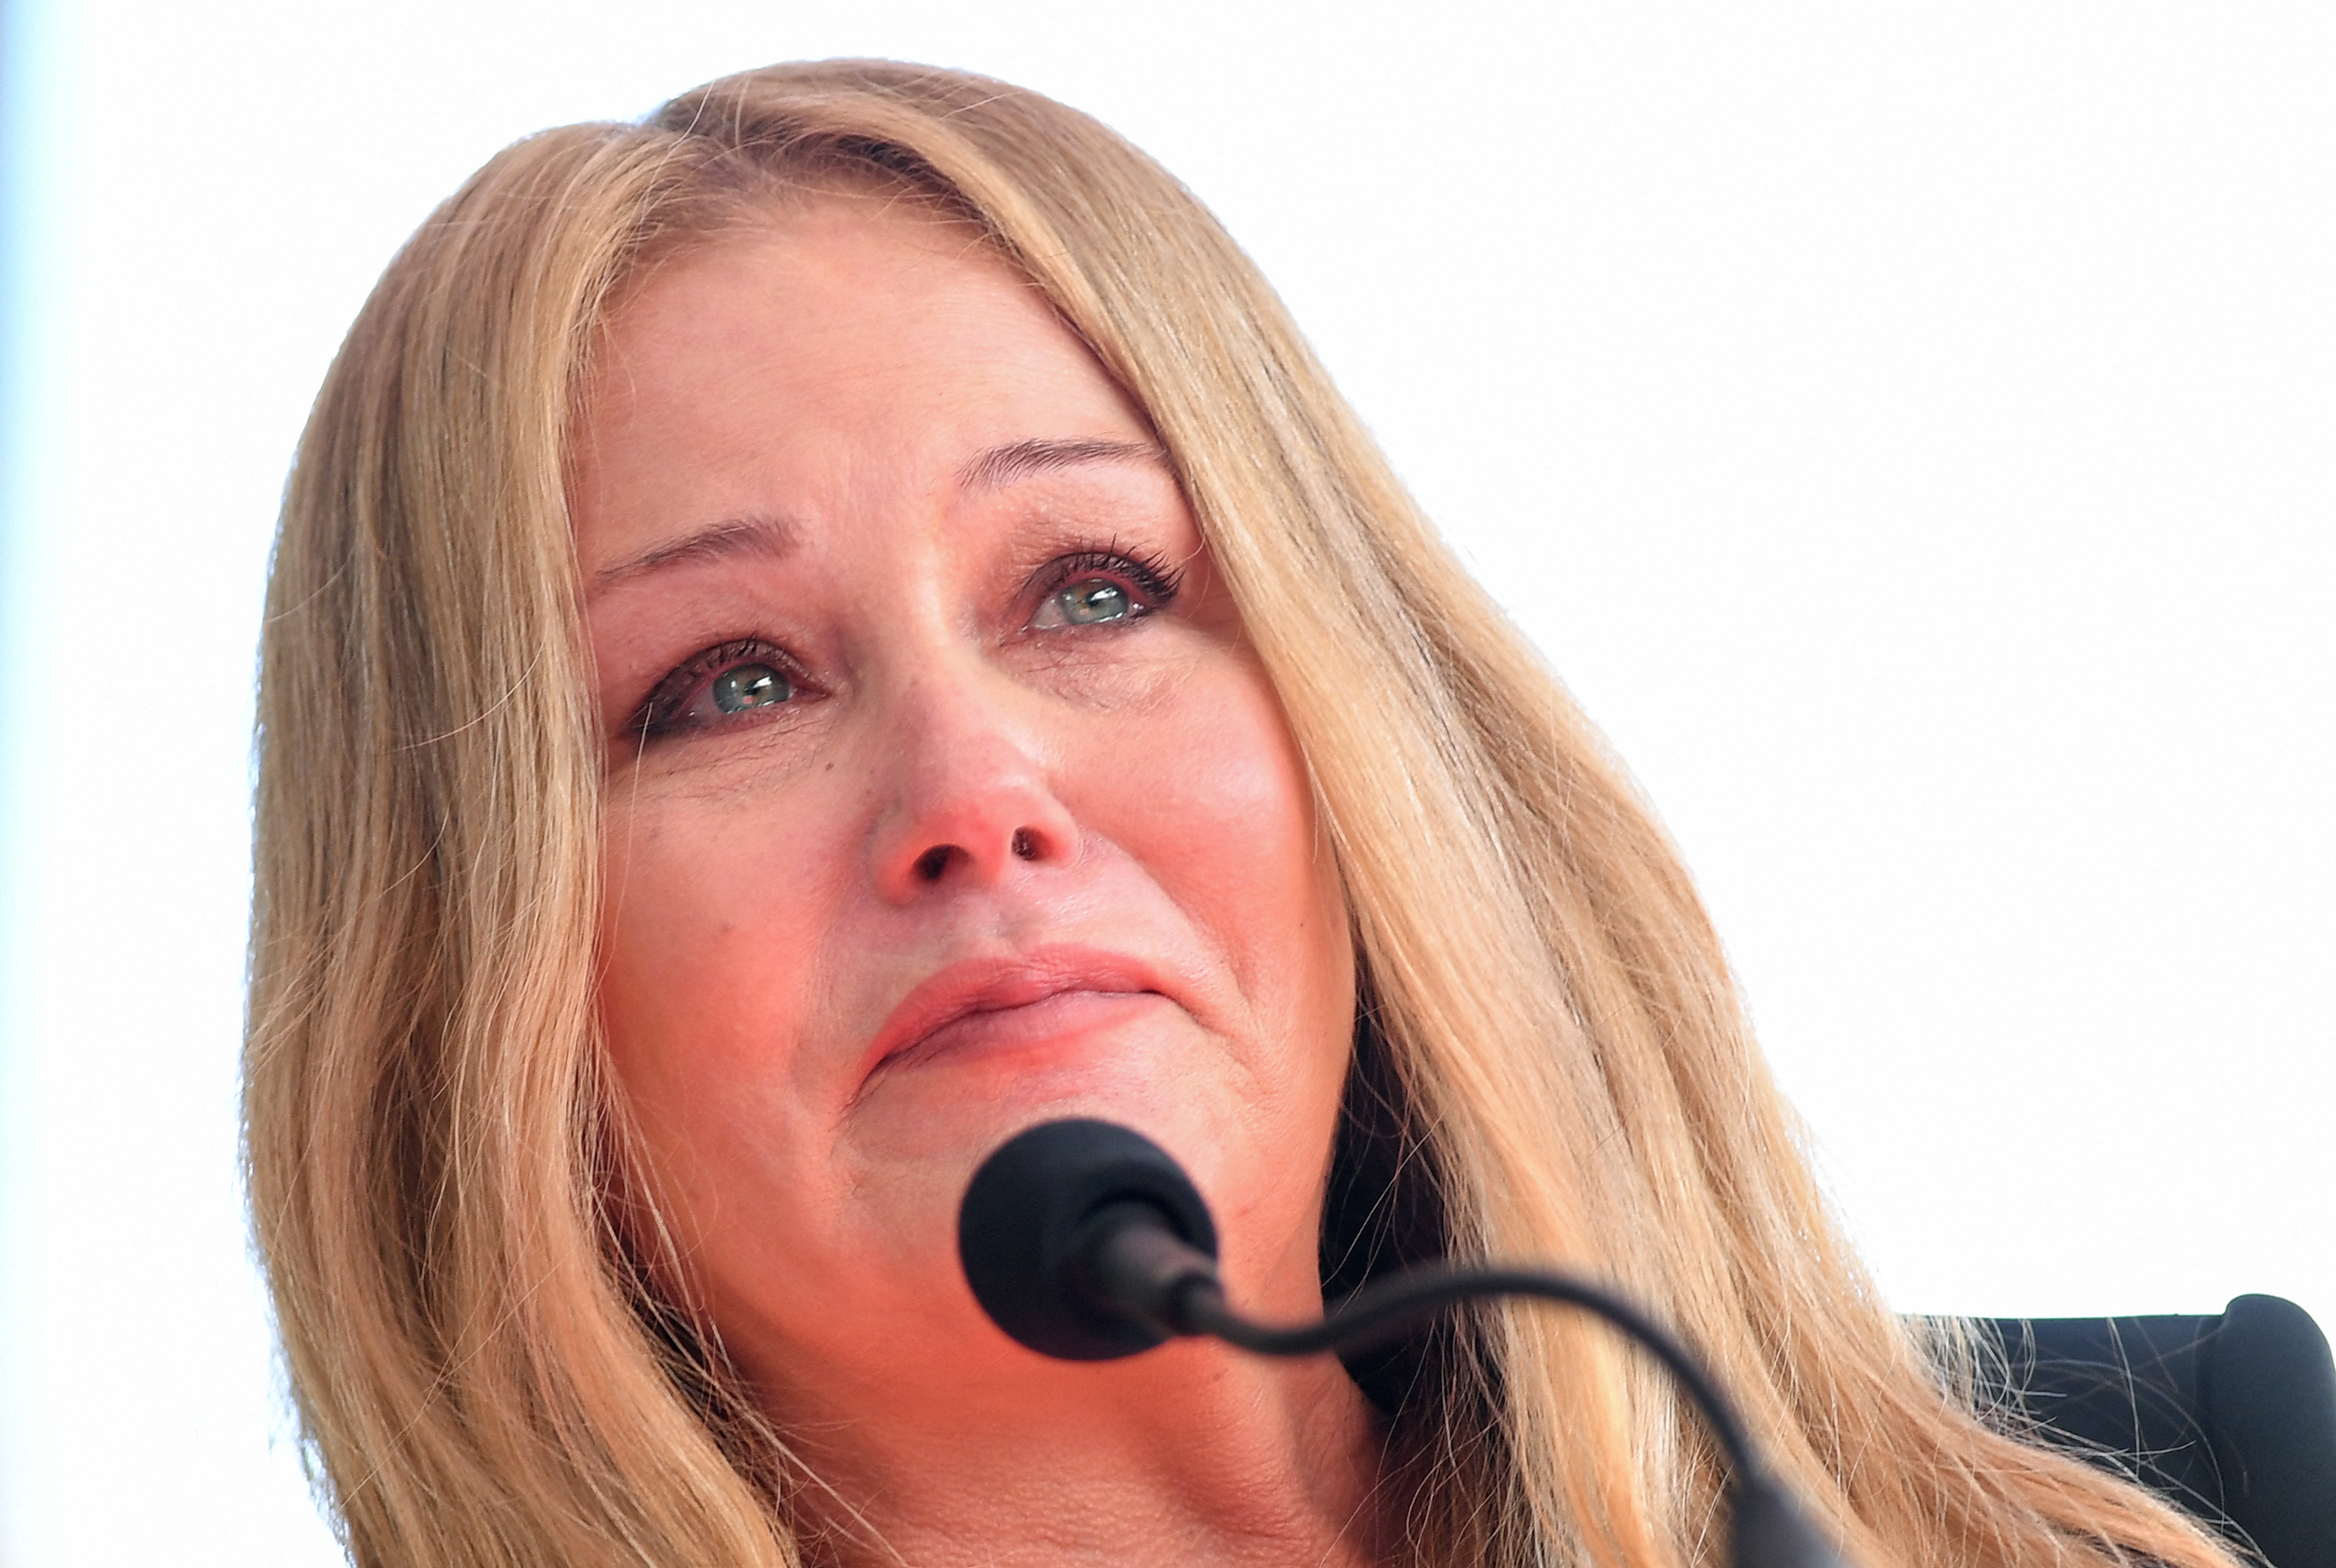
left=859, top=944, right=1170, bottom=1087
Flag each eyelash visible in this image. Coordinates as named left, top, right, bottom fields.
left=622, top=544, right=1184, bottom=745
left=1025, top=542, right=1185, bottom=613
left=626, top=636, right=802, bottom=742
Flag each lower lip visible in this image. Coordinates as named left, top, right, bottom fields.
left=882, top=990, right=1165, bottom=1075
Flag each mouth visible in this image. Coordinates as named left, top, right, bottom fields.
left=861, top=945, right=1170, bottom=1087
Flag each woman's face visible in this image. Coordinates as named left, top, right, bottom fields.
left=573, top=199, right=1357, bottom=1410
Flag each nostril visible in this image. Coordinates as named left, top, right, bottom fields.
left=901, top=831, right=1047, bottom=887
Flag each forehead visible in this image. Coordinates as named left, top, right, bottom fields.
left=565, top=197, right=1167, bottom=586
left=577, top=200, right=1145, bottom=476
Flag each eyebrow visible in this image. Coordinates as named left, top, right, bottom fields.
left=956, top=436, right=1168, bottom=494
left=586, top=438, right=1168, bottom=596
left=588, top=513, right=800, bottom=596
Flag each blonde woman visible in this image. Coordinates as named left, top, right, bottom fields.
left=246, top=60, right=2252, bottom=1568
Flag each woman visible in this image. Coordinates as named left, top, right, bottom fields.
left=245, top=61, right=2244, bottom=1568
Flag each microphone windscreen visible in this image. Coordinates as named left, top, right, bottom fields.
left=957, top=1119, right=1219, bottom=1361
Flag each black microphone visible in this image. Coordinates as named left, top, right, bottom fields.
left=958, top=1118, right=1850, bottom=1568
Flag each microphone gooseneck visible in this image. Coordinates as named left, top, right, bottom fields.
left=958, top=1118, right=1850, bottom=1568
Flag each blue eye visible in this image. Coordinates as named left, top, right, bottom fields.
left=628, top=640, right=804, bottom=741
left=1033, top=578, right=1133, bottom=629
left=1023, top=546, right=1184, bottom=633
left=711, top=662, right=790, bottom=713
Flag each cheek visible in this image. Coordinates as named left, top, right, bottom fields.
left=1077, top=654, right=1355, bottom=1302
left=1082, top=654, right=1353, bottom=1083
left=594, top=787, right=851, bottom=1236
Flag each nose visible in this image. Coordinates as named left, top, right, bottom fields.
left=868, top=671, right=1080, bottom=902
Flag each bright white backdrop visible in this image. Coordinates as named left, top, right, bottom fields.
left=1, top=3, right=2329, bottom=1562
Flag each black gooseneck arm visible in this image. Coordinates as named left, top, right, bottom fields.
left=1093, top=1224, right=1759, bottom=1481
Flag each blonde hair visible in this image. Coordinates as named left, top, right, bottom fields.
left=248, top=60, right=2248, bottom=1568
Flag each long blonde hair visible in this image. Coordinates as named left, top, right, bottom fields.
left=247, top=60, right=2247, bottom=1568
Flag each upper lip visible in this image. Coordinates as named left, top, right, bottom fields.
left=860, top=943, right=1167, bottom=1083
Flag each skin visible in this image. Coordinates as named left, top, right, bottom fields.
left=573, top=198, right=1384, bottom=1567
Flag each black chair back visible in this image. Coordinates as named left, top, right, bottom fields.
left=1985, top=1294, right=2335, bottom=1568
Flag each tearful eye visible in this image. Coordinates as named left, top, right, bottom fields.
left=1032, top=578, right=1132, bottom=629
left=712, top=662, right=791, bottom=713
left=1021, top=546, right=1183, bottom=635
left=626, top=639, right=806, bottom=744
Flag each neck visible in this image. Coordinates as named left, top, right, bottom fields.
left=772, top=1337, right=1391, bottom=1568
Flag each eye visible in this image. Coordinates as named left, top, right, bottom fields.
left=1024, top=546, right=1183, bottom=632
left=1032, top=577, right=1134, bottom=629
left=711, top=662, right=791, bottom=713
left=627, top=639, right=804, bottom=741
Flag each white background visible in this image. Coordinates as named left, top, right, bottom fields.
left=1, top=3, right=2328, bottom=1562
